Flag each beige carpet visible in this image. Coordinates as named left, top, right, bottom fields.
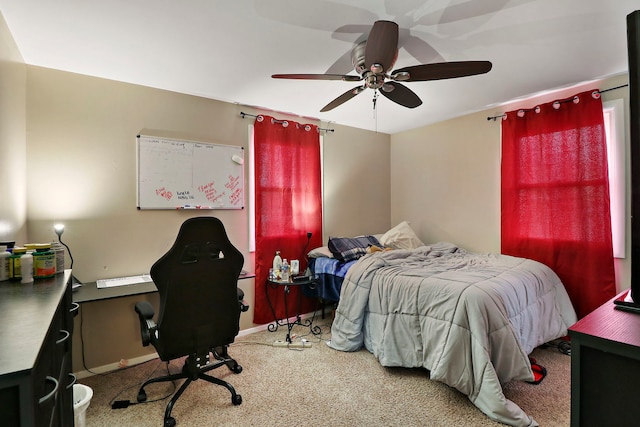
left=78, top=318, right=570, bottom=427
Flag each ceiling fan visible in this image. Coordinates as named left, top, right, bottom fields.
left=272, top=20, right=492, bottom=112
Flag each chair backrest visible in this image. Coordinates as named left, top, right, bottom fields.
left=150, top=217, right=244, bottom=361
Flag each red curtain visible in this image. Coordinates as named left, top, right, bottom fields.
left=253, top=115, right=323, bottom=325
left=501, top=89, right=616, bottom=319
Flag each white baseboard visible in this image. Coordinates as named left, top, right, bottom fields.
left=74, top=309, right=328, bottom=379
left=74, top=352, right=159, bottom=380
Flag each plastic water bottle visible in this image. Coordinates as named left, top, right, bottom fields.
left=272, top=251, right=283, bottom=272
left=281, top=259, right=290, bottom=282
left=272, top=251, right=282, bottom=270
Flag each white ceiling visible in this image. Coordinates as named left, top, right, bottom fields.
left=0, top=0, right=637, bottom=134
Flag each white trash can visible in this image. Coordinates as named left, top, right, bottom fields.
left=73, top=384, right=93, bottom=427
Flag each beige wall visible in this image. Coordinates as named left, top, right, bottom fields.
left=0, top=12, right=27, bottom=245
left=390, top=74, right=632, bottom=292
left=390, top=109, right=501, bottom=253
left=21, top=66, right=390, bottom=372
left=322, top=123, right=390, bottom=237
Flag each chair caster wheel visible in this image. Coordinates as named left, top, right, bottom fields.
left=164, top=416, right=176, bottom=427
left=232, top=364, right=243, bottom=374
left=232, top=394, right=242, bottom=405
left=137, top=390, right=147, bottom=402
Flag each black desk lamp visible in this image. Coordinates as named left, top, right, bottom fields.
left=54, top=223, right=81, bottom=286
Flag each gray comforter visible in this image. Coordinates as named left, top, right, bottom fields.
left=329, top=242, right=577, bottom=427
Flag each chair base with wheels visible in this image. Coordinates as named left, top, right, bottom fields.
left=133, top=334, right=243, bottom=427
left=135, top=297, right=246, bottom=427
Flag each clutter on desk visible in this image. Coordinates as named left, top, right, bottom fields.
left=0, top=240, right=66, bottom=283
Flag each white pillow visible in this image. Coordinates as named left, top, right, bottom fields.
left=380, top=221, right=424, bottom=250
left=308, top=246, right=334, bottom=258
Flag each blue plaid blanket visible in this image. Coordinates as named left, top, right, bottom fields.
left=303, top=257, right=357, bottom=301
left=327, top=235, right=382, bottom=262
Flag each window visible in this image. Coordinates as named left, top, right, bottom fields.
left=603, top=98, right=626, bottom=258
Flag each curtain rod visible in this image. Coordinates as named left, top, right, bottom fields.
left=486, top=84, right=630, bottom=121
left=240, top=111, right=335, bottom=133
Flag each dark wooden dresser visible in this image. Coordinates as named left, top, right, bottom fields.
left=0, top=270, right=76, bottom=426
left=568, top=291, right=640, bottom=427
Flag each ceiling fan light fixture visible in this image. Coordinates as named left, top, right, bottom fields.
left=365, top=73, right=385, bottom=89
left=391, top=71, right=410, bottom=81
left=370, top=63, right=384, bottom=74
left=381, top=83, right=395, bottom=93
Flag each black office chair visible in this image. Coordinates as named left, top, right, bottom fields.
left=134, top=217, right=248, bottom=427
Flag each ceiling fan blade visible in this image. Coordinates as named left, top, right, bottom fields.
left=272, top=73, right=362, bottom=82
left=392, top=61, right=492, bottom=82
left=364, top=20, right=398, bottom=72
left=379, top=82, right=422, bottom=108
left=320, top=86, right=365, bottom=112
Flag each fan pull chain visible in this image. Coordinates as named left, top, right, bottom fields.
left=373, top=91, right=378, bottom=132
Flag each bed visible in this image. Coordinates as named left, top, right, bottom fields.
left=315, top=224, right=577, bottom=427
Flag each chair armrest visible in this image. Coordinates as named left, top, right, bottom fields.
left=237, top=288, right=249, bottom=312
left=134, top=301, right=157, bottom=346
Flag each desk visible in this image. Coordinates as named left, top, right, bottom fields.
left=71, top=272, right=255, bottom=373
left=266, top=278, right=321, bottom=343
left=73, top=280, right=157, bottom=303
left=0, top=271, right=74, bottom=426
left=568, top=290, right=640, bottom=427
left=73, top=271, right=255, bottom=303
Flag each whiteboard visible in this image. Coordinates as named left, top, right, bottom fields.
left=137, top=135, right=244, bottom=210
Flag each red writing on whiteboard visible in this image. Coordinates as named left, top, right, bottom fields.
left=225, top=175, right=240, bottom=190
left=198, top=181, right=225, bottom=203
left=156, top=187, right=173, bottom=200
left=229, top=188, right=242, bottom=205
left=198, top=182, right=215, bottom=193
left=210, top=192, right=225, bottom=204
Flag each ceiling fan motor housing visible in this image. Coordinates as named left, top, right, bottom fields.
left=351, top=40, right=368, bottom=75
left=352, top=40, right=397, bottom=89
left=352, top=40, right=397, bottom=76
